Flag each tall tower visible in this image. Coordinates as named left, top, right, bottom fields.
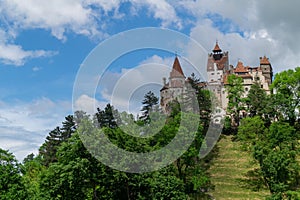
left=207, top=42, right=229, bottom=109
left=169, top=56, right=185, bottom=88
left=260, top=56, right=273, bottom=85
left=207, top=41, right=229, bottom=73
left=160, top=56, right=186, bottom=113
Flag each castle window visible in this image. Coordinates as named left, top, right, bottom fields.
left=245, top=87, right=249, bottom=91
left=211, top=73, right=214, bottom=75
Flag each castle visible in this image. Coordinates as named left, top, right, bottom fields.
left=160, top=42, right=273, bottom=112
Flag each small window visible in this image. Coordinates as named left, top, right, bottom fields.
left=211, top=73, right=214, bottom=75
left=261, top=85, right=263, bottom=88
left=245, top=87, right=249, bottom=91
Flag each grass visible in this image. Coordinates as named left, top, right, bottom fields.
left=207, top=135, right=270, bottom=200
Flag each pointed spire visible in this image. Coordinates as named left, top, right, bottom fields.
left=170, top=56, right=185, bottom=78
left=213, top=40, right=222, bottom=52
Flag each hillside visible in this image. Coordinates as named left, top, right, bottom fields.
left=208, top=135, right=270, bottom=199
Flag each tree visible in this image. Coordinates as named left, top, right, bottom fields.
left=245, top=82, right=268, bottom=117
left=0, top=148, right=27, bottom=199
left=61, top=115, right=76, bottom=140
left=187, top=73, right=212, bottom=133
left=225, top=74, right=245, bottom=129
left=39, top=115, right=76, bottom=166
left=139, top=91, right=159, bottom=123
left=237, top=116, right=266, bottom=150
left=95, top=104, right=120, bottom=128
left=22, top=155, right=46, bottom=200
left=271, top=67, right=300, bottom=125
left=39, top=133, right=115, bottom=200
left=253, top=122, right=299, bottom=196
left=39, top=126, right=62, bottom=166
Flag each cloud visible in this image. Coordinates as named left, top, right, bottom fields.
left=0, top=0, right=183, bottom=41
left=175, top=0, right=300, bottom=72
left=73, top=56, right=174, bottom=117
left=74, top=94, right=107, bottom=114
left=32, top=66, right=41, bottom=72
left=0, top=42, right=57, bottom=66
left=131, top=0, right=182, bottom=28
left=0, top=98, right=71, bottom=161
left=0, top=0, right=102, bottom=41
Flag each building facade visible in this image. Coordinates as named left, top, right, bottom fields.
left=160, top=42, right=273, bottom=113
left=160, top=56, right=189, bottom=113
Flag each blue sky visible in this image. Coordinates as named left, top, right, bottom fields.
left=0, top=0, right=299, bottom=160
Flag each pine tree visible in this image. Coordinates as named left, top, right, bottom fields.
left=96, top=104, right=120, bottom=128
left=61, top=115, right=76, bottom=140
left=139, top=91, right=159, bottom=123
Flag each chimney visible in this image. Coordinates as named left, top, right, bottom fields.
left=163, top=77, right=166, bottom=85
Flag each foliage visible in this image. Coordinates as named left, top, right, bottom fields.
left=139, top=91, right=159, bottom=123
left=0, top=148, right=27, bottom=200
left=39, top=115, right=76, bottom=166
left=225, top=74, right=244, bottom=128
left=245, top=82, right=268, bottom=117
left=253, top=121, right=300, bottom=197
left=271, top=67, right=300, bottom=125
left=187, top=73, right=212, bottom=132
left=237, top=116, right=266, bottom=150
left=95, top=103, right=120, bottom=128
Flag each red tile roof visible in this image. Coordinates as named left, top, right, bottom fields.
left=260, top=56, right=270, bottom=65
left=213, top=42, right=222, bottom=52
left=170, top=56, right=185, bottom=78
left=234, top=61, right=249, bottom=73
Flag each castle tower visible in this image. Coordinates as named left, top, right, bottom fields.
left=160, top=56, right=186, bottom=113
left=207, top=41, right=229, bottom=73
left=207, top=42, right=229, bottom=108
left=169, top=56, right=185, bottom=88
left=260, top=56, right=273, bottom=85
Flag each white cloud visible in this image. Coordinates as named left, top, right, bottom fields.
left=131, top=0, right=181, bottom=28
left=0, top=0, right=99, bottom=41
left=74, top=94, right=107, bottom=114
left=32, top=66, right=41, bottom=72
left=0, top=98, right=71, bottom=161
left=0, top=42, right=57, bottom=66
left=175, top=0, right=300, bottom=72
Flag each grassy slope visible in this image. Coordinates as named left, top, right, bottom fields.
left=208, top=135, right=270, bottom=200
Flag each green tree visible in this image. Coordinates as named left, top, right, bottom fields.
left=253, top=122, right=299, bottom=197
left=39, top=115, right=76, bottom=166
left=237, top=116, right=266, bottom=150
left=0, top=148, right=27, bottom=199
left=245, top=82, right=268, bottom=117
left=271, top=67, right=300, bottom=125
left=95, top=103, right=120, bottom=128
left=139, top=91, right=159, bottom=123
left=225, top=74, right=245, bottom=129
left=61, top=115, right=76, bottom=140
left=22, top=155, right=46, bottom=200
left=39, top=126, right=62, bottom=166
left=187, top=73, right=212, bottom=133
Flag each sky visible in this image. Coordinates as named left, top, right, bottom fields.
left=0, top=0, right=300, bottom=161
